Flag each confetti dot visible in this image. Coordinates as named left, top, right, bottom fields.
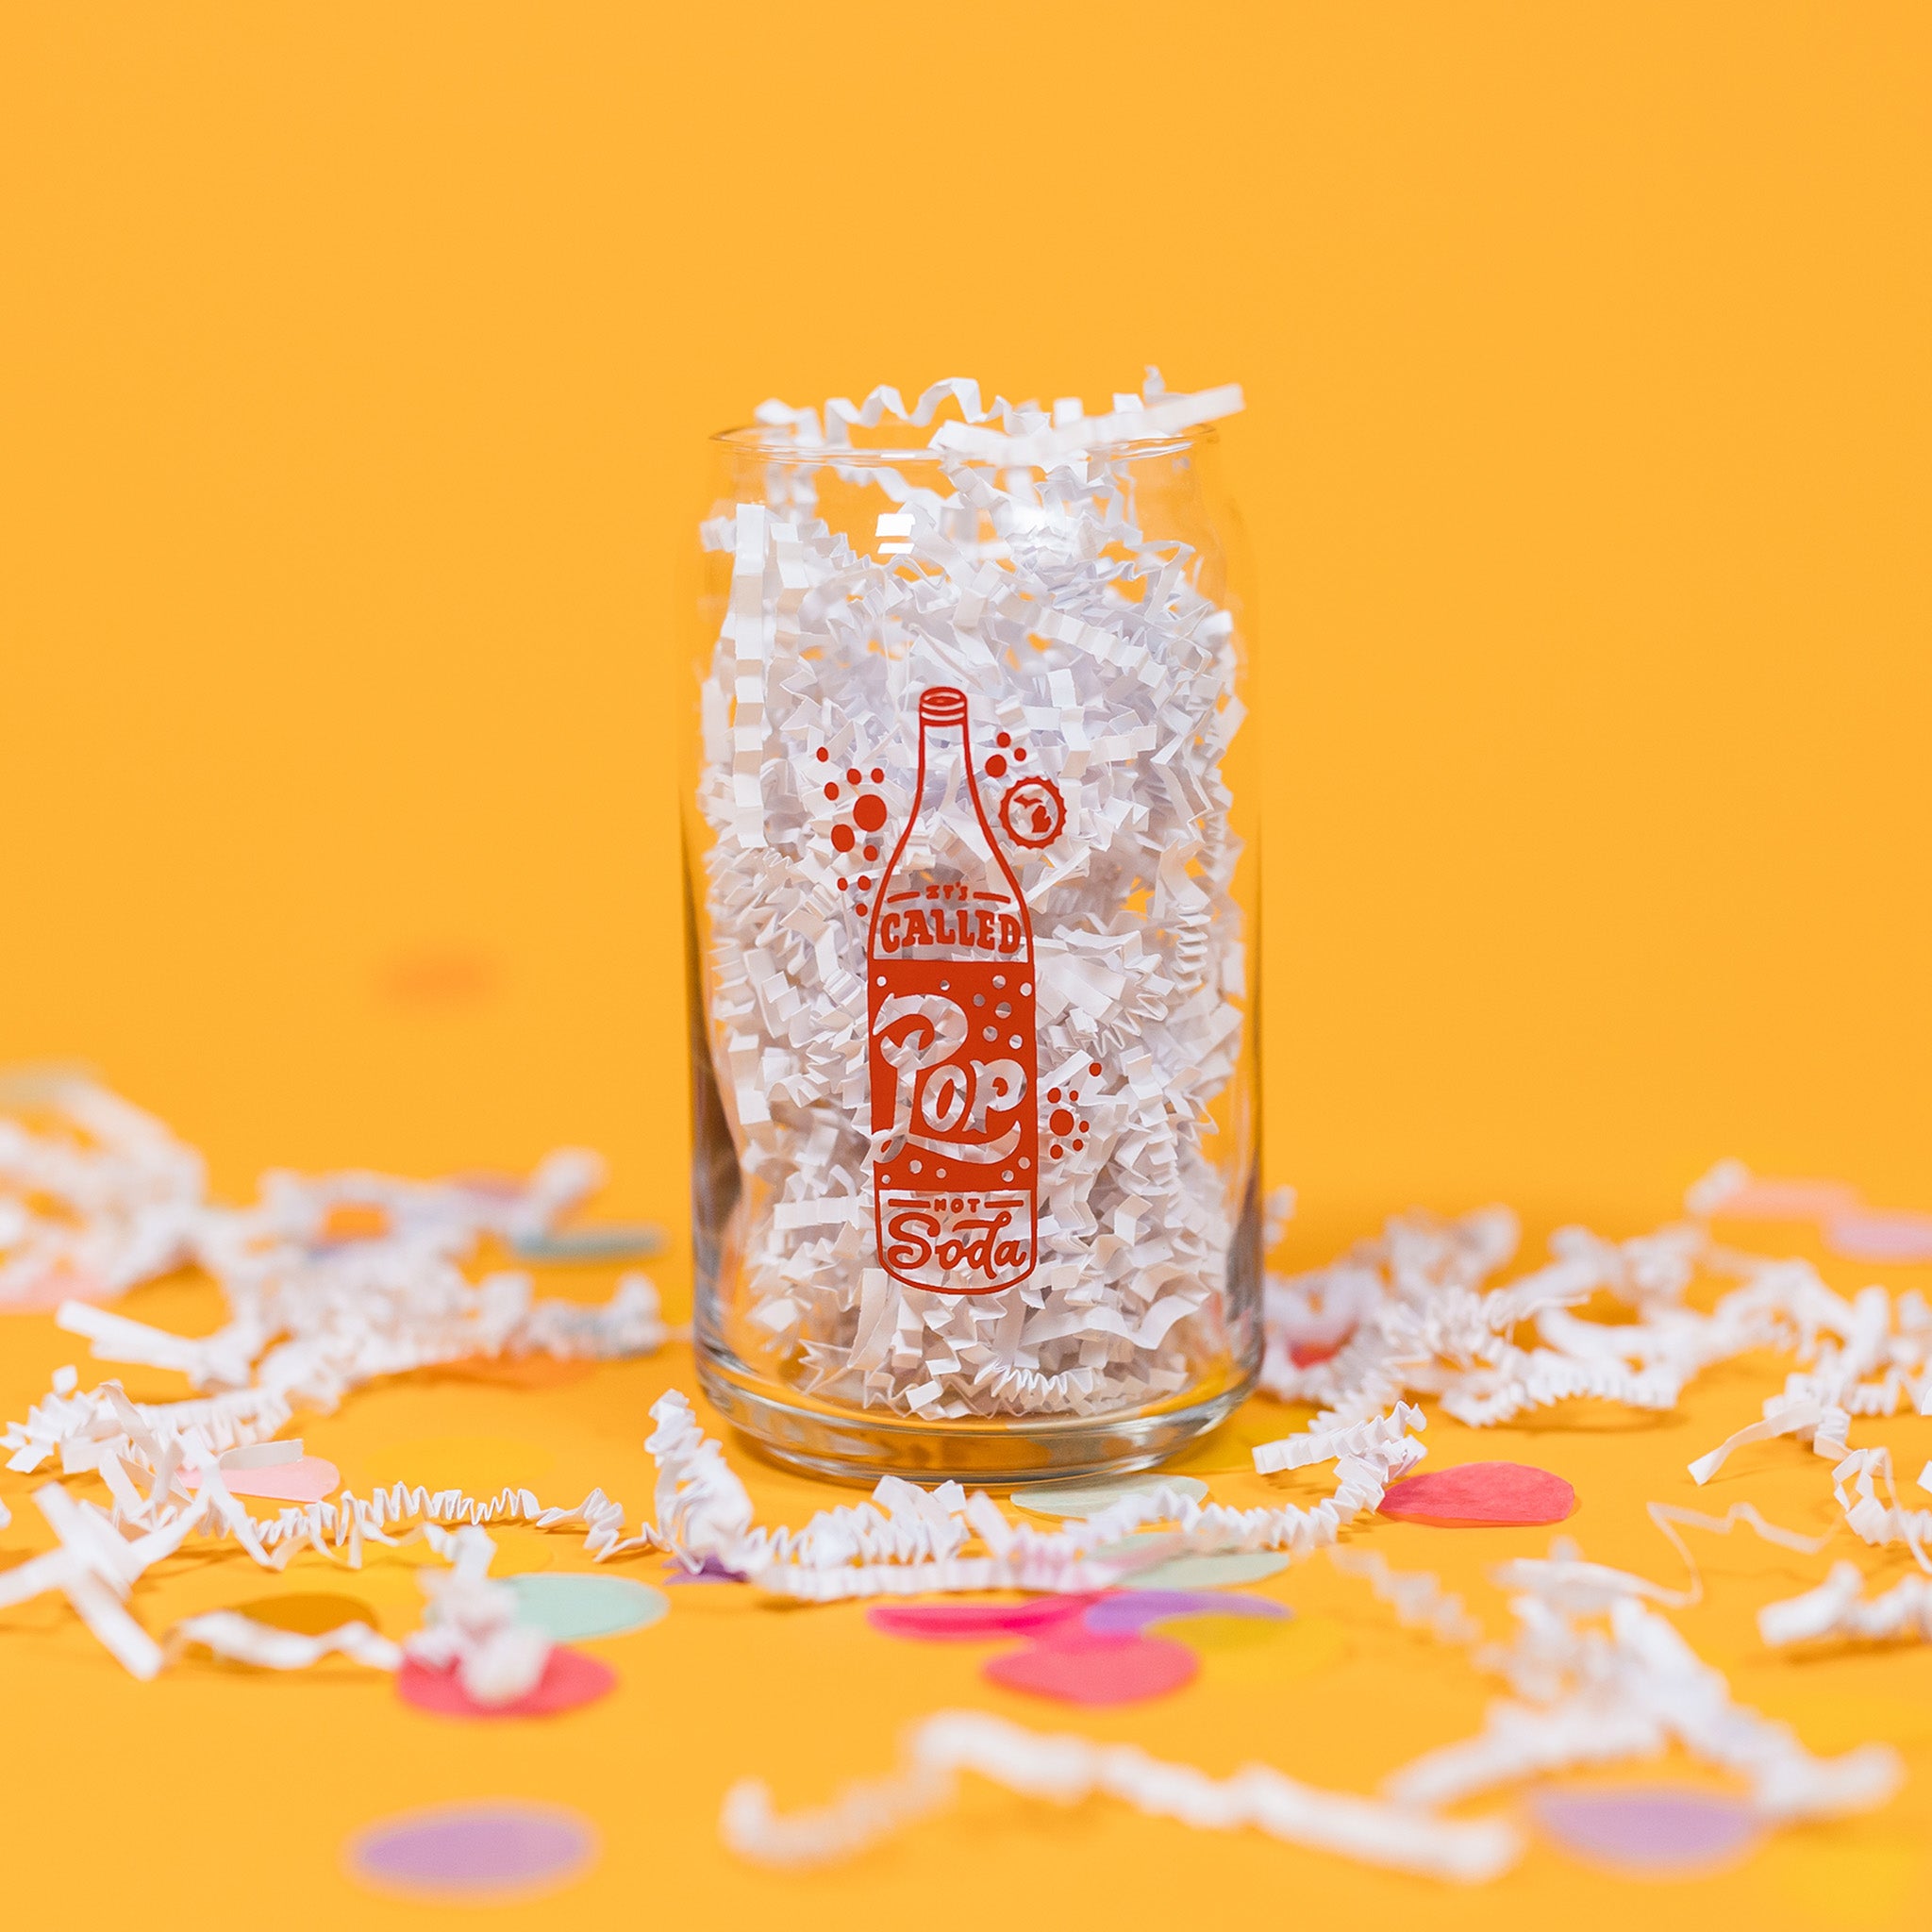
left=984, top=1631, right=1197, bottom=1706
left=1530, top=1788, right=1762, bottom=1875
left=856, top=903, right=869, bottom=915
left=846, top=767, right=863, bottom=784
left=1379, top=1461, right=1575, bottom=1527
left=1082, top=1590, right=1291, bottom=1637
left=1077, top=1121, right=1089, bottom=1132
left=995, top=731, right=1012, bottom=747
left=1826, top=1211, right=1932, bottom=1263
left=510, top=1224, right=663, bottom=1264
left=181, top=1457, right=340, bottom=1504
left=1072, top=1141, right=1084, bottom=1151
left=837, top=877, right=848, bottom=890
left=397, top=1648, right=616, bottom=1720
left=1093, top=1548, right=1293, bottom=1591
left=824, top=782, right=841, bottom=800
left=1050, top=1108, right=1075, bottom=1136
left=661, top=1555, right=745, bottom=1584
left=228, top=1592, right=380, bottom=1637
left=506, top=1574, right=669, bottom=1641
left=1013, top=747, right=1027, bottom=760
left=831, top=824, right=856, bottom=853
left=870, top=767, right=884, bottom=783
left=853, top=793, right=889, bottom=832
left=863, top=843, right=878, bottom=859
left=1047, top=1087, right=1062, bottom=1102
left=985, top=754, right=1008, bottom=778
left=868, top=1595, right=1098, bottom=1641
left=1714, top=1177, right=1861, bottom=1220
left=1050, top=1143, right=1063, bottom=1158
left=1089, top=1061, right=1103, bottom=1075
left=1012, top=1473, right=1208, bottom=1519
left=857, top=875, right=872, bottom=890
left=815, top=747, right=830, bottom=762
left=348, top=1803, right=596, bottom=1902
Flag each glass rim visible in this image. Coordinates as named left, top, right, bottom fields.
left=709, top=421, right=1217, bottom=467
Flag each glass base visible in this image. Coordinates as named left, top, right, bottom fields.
left=696, top=1350, right=1257, bottom=1487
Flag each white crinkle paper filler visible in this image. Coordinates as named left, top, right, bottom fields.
left=694, top=374, right=1253, bottom=1422
left=721, top=1539, right=1900, bottom=1882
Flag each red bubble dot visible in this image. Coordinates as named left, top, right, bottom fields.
left=1069, top=1089, right=1080, bottom=1101
left=863, top=844, right=878, bottom=860
left=831, top=824, right=857, bottom=853
left=824, top=782, right=841, bottom=801
left=870, top=767, right=884, bottom=783
left=857, top=875, right=872, bottom=890
left=1088, top=1062, right=1102, bottom=1075
left=837, top=876, right=848, bottom=890
left=853, top=793, right=889, bottom=832
left=1013, top=747, right=1026, bottom=761
left=847, top=767, right=863, bottom=784
left=1078, top=1121, right=1089, bottom=1133
left=816, top=747, right=830, bottom=762
left=1072, top=1141, right=1084, bottom=1152
left=856, top=903, right=869, bottom=916
left=995, top=731, right=1012, bottom=747
left=1050, top=1143, right=1064, bottom=1159
left=1047, top=1088, right=1061, bottom=1102
left=1049, top=1108, right=1075, bottom=1136
left=985, top=754, right=1008, bottom=778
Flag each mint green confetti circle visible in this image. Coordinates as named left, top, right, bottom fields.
left=506, top=1574, right=669, bottom=1641
left=1010, top=1472, right=1209, bottom=1519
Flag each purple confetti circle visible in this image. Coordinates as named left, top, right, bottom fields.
left=1082, top=1590, right=1291, bottom=1636
left=349, top=1802, right=597, bottom=1900
left=1531, top=1787, right=1761, bottom=1875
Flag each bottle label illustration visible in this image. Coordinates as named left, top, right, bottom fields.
left=866, top=687, right=1037, bottom=1294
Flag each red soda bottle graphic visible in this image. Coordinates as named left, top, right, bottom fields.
left=867, top=687, right=1037, bottom=1294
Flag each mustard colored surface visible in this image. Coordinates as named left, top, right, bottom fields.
left=3, top=4, right=1930, bottom=1925
left=2, top=1239, right=1931, bottom=1928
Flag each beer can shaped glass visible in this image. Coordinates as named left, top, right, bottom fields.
left=681, top=396, right=1260, bottom=1480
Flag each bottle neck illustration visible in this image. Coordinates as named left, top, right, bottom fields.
left=871, top=688, right=1029, bottom=963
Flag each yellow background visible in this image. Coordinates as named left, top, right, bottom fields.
left=2, top=5, right=1931, bottom=1926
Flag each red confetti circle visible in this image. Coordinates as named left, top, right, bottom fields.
left=1379, top=1462, right=1576, bottom=1527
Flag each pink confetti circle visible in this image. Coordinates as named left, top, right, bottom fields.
left=397, top=1646, right=615, bottom=1720
left=181, top=1457, right=341, bottom=1503
left=869, top=1595, right=1097, bottom=1641
left=1378, top=1461, right=1575, bottom=1527
left=983, top=1630, right=1198, bottom=1706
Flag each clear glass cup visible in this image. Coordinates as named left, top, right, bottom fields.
left=680, top=415, right=1259, bottom=1481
